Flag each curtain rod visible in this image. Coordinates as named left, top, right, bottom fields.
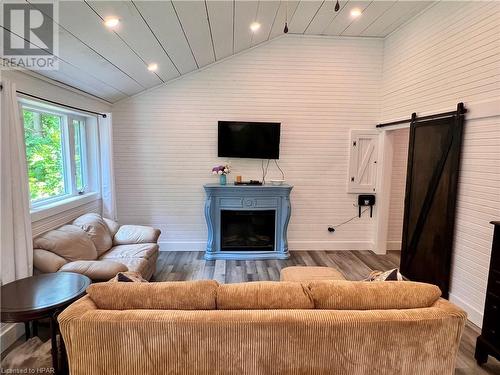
left=376, top=103, right=466, bottom=128
left=1, top=84, right=107, bottom=118
left=17, top=90, right=107, bottom=118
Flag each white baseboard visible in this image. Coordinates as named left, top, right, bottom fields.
left=158, top=241, right=374, bottom=252
left=386, top=241, right=402, bottom=251
left=158, top=241, right=206, bottom=251
left=449, top=292, right=483, bottom=328
left=288, top=241, right=373, bottom=251
left=1, top=323, right=24, bottom=353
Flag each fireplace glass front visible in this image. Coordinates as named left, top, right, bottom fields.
left=220, top=210, right=276, bottom=251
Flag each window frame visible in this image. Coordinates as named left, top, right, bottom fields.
left=69, top=115, right=89, bottom=194
left=21, top=102, right=91, bottom=209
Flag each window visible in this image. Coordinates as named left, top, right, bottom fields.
left=22, top=105, right=90, bottom=207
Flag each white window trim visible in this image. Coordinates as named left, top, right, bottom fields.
left=20, top=97, right=100, bottom=215
left=31, top=192, right=100, bottom=223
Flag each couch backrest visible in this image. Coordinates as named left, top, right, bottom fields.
left=217, top=282, right=314, bottom=309
left=87, top=280, right=219, bottom=310
left=308, top=280, right=441, bottom=310
left=73, top=213, right=113, bottom=255
left=86, top=280, right=441, bottom=311
left=33, top=225, right=98, bottom=262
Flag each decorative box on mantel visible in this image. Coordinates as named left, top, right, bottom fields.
left=204, top=183, right=293, bottom=260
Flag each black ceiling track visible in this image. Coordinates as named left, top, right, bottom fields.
left=376, top=102, right=467, bottom=128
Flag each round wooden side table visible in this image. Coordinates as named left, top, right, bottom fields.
left=1, top=272, right=91, bottom=375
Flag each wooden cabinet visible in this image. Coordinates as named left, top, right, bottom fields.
left=475, top=221, right=500, bottom=365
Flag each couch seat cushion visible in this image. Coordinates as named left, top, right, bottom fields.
left=280, top=266, right=345, bottom=282
left=99, top=243, right=158, bottom=260
left=111, top=257, right=150, bottom=276
left=59, top=260, right=127, bottom=281
left=73, top=213, right=112, bottom=255
left=33, top=225, right=97, bottom=262
left=308, top=280, right=442, bottom=310
left=217, top=281, right=314, bottom=310
left=87, top=280, right=219, bottom=310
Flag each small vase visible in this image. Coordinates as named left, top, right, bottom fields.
left=219, top=174, right=227, bottom=185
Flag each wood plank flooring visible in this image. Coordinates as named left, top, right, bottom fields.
left=154, top=250, right=500, bottom=375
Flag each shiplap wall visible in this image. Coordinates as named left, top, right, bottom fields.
left=113, top=36, right=384, bottom=251
left=31, top=200, right=102, bottom=237
left=382, top=1, right=500, bottom=326
left=387, top=128, right=409, bottom=249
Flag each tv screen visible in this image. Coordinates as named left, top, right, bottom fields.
left=218, top=121, right=281, bottom=159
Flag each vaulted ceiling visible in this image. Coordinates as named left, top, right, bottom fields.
left=1, top=1, right=433, bottom=103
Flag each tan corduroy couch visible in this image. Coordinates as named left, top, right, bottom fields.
left=33, top=213, right=160, bottom=281
left=59, top=280, right=467, bottom=375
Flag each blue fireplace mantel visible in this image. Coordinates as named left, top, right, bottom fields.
left=204, top=183, right=293, bottom=260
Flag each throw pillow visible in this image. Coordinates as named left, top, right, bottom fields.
left=366, top=268, right=403, bottom=281
left=110, top=271, right=148, bottom=283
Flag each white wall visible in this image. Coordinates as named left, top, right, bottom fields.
left=381, top=1, right=500, bottom=326
left=387, top=128, right=409, bottom=250
left=113, top=36, right=384, bottom=251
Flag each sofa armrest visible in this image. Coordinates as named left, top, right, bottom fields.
left=113, top=225, right=161, bottom=245
left=33, top=248, right=68, bottom=273
left=432, top=298, right=468, bottom=319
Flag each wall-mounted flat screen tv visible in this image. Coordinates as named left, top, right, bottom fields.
left=218, top=121, right=281, bottom=159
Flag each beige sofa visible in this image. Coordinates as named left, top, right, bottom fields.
left=33, top=213, right=160, bottom=281
left=59, top=280, right=467, bottom=374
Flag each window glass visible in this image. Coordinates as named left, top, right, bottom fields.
left=73, top=119, right=86, bottom=193
left=23, top=109, right=67, bottom=202
left=22, top=104, right=90, bottom=207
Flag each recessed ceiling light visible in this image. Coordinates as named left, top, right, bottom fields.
left=147, top=63, right=158, bottom=72
left=250, top=22, right=261, bottom=32
left=350, top=8, right=362, bottom=18
left=104, top=17, right=120, bottom=29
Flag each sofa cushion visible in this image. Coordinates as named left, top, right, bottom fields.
left=113, top=225, right=160, bottom=245
left=33, top=249, right=68, bottom=273
left=87, top=280, right=219, bottom=310
left=217, top=282, right=314, bottom=310
left=103, top=218, right=120, bottom=237
left=99, top=243, right=158, bottom=260
left=73, top=213, right=112, bottom=255
left=280, top=266, right=345, bottom=282
left=308, top=280, right=441, bottom=310
left=59, top=260, right=127, bottom=281
left=33, top=225, right=97, bottom=262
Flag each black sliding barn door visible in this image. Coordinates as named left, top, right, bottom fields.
left=400, top=111, right=464, bottom=298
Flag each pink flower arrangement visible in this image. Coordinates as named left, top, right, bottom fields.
left=212, top=163, right=231, bottom=176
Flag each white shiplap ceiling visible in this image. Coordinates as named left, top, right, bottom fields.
left=1, top=1, right=434, bottom=102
